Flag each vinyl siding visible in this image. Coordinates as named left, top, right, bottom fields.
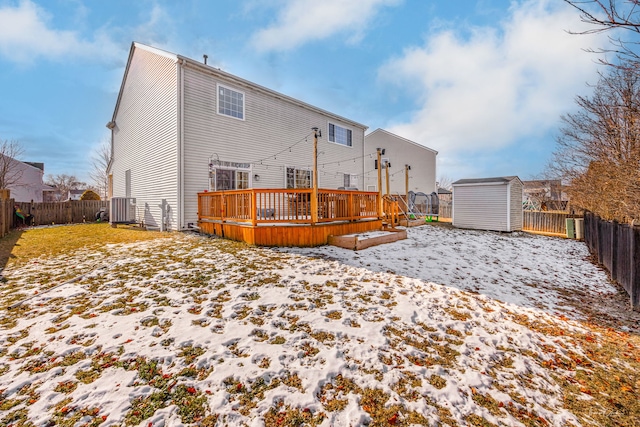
left=181, top=63, right=366, bottom=226
left=110, top=47, right=178, bottom=230
left=509, top=180, right=523, bottom=231
left=453, top=184, right=509, bottom=231
left=364, top=130, right=436, bottom=194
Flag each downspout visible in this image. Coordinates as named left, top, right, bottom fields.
left=177, top=58, right=185, bottom=230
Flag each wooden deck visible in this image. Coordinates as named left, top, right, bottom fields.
left=198, top=189, right=397, bottom=247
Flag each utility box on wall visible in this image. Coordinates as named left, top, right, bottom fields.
left=452, top=176, right=523, bottom=232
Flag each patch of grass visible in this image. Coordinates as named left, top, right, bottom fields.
left=53, top=381, right=78, bottom=394
left=310, top=330, right=335, bottom=344
left=429, top=374, right=447, bottom=389
left=263, top=403, right=325, bottom=426
left=124, top=392, right=166, bottom=426
left=270, top=335, right=286, bottom=345
left=324, top=310, right=342, bottom=320
left=178, top=345, right=205, bottom=364
left=0, top=223, right=171, bottom=269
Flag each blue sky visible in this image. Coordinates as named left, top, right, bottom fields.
left=0, top=0, right=609, bottom=184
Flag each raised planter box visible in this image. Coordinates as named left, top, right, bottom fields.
left=328, top=228, right=407, bottom=251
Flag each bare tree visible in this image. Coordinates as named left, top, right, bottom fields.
left=0, top=139, right=25, bottom=189
left=45, top=174, right=86, bottom=202
left=549, top=63, right=640, bottom=222
left=436, top=176, right=453, bottom=191
left=564, top=0, right=640, bottom=65
left=89, top=139, right=110, bottom=199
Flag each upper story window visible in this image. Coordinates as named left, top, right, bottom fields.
left=217, top=84, right=245, bottom=120
left=328, top=123, right=352, bottom=147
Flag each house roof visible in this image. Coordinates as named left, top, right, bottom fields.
left=365, top=128, right=438, bottom=154
left=453, top=176, right=522, bottom=186
left=0, top=154, right=46, bottom=173
left=437, top=188, right=452, bottom=194
left=109, top=42, right=368, bottom=131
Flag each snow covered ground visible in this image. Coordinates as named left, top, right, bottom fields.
left=283, top=224, right=640, bottom=332
left=0, top=224, right=638, bottom=426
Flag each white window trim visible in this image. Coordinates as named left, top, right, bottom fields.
left=216, top=83, right=245, bottom=121
left=327, top=122, right=353, bottom=148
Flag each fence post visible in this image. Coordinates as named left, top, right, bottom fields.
left=632, top=226, right=640, bottom=312
left=611, top=221, right=618, bottom=283
left=0, top=198, right=5, bottom=238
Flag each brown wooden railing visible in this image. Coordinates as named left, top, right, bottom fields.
left=198, top=189, right=382, bottom=225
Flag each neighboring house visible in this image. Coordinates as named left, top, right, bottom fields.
left=363, top=129, right=437, bottom=194
left=522, top=179, right=568, bottom=211
left=2, top=158, right=54, bottom=203
left=66, top=189, right=86, bottom=201
left=107, top=42, right=367, bottom=231
left=452, top=176, right=523, bottom=232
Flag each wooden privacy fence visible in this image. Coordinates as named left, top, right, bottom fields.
left=584, top=212, right=640, bottom=311
left=14, top=200, right=109, bottom=226
left=439, top=204, right=452, bottom=219
left=523, top=211, right=577, bottom=235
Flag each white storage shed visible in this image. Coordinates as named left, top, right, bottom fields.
left=452, top=176, right=523, bottom=232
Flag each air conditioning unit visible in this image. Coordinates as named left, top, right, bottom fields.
left=110, top=197, right=136, bottom=224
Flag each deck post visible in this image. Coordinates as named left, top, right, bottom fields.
left=405, top=164, right=410, bottom=202
left=311, top=128, right=319, bottom=224
left=251, top=190, right=257, bottom=226
left=377, top=148, right=383, bottom=218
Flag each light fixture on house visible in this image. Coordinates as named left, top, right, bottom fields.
left=254, top=174, right=260, bottom=181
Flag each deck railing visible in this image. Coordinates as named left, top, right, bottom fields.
left=198, top=189, right=381, bottom=225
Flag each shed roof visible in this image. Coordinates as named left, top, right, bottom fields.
left=453, top=176, right=521, bottom=186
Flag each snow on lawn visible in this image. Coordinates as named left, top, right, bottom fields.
left=283, top=224, right=640, bottom=333
left=0, top=226, right=638, bottom=426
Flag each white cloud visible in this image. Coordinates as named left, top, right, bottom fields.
left=0, top=0, right=88, bottom=62
left=379, top=0, right=609, bottom=169
left=0, top=0, right=170, bottom=65
left=250, top=0, right=402, bottom=52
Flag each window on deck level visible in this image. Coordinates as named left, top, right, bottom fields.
left=286, top=167, right=312, bottom=189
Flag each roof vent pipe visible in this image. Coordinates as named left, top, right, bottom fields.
left=203, top=54, right=208, bottom=65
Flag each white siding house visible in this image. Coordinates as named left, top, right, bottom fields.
left=107, top=43, right=367, bottom=230
left=2, top=158, right=52, bottom=203
left=364, top=129, right=437, bottom=194
left=452, top=176, right=523, bottom=232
